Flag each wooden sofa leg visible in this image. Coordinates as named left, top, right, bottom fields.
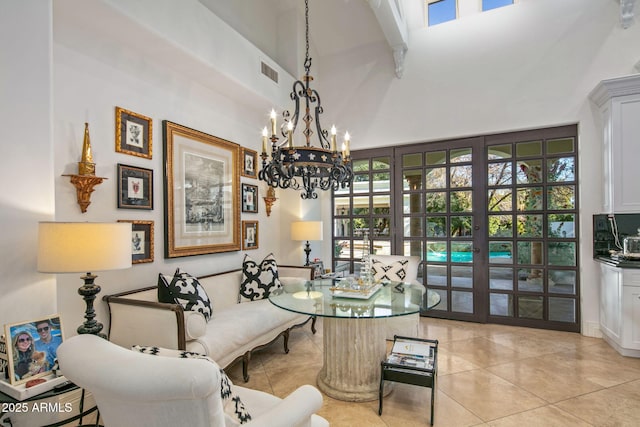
left=283, top=329, right=290, bottom=354
left=311, top=316, right=317, bottom=334
left=242, top=352, right=251, bottom=382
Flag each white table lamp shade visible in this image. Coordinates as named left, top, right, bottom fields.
left=38, top=222, right=132, bottom=273
left=291, top=221, right=323, bottom=241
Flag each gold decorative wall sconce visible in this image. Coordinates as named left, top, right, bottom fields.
left=263, top=187, right=277, bottom=217
left=63, top=123, right=107, bottom=213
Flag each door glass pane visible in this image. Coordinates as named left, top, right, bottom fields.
left=488, top=214, right=513, bottom=237
left=403, top=193, right=423, bottom=215
left=549, top=270, right=576, bottom=294
left=353, top=174, right=369, bottom=193
left=547, top=137, right=574, bottom=155
left=430, top=289, right=448, bottom=311
left=426, top=263, right=447, bottom=285
left=549, top=297, right=575, bottom=322
left=373, top=218, right=390, bottom=236
left=451, top=148, right=472, bottom=162
left=334, top=219, right=351, bottom=237
left=517, top=159, right=543, bottom=183
left=373, top=157, right=390, bottom=169
left=426, top=216, right=447, bottom=237
left=490, top=293, right=513, bottom=316
left=452, top=266, right=473, bottom=288
left=372, top=195, right=390, bottom=215
left=450, top=216, right=472, bottom=237
left=488, top=189, right=512, bottom=211
left=334, top=260, right=350, bottom=274
left=517, top=187, right=543, bottom=210
left=488, top=162, right=512, bottom=186
left=517, top=269, right=543, bottom=292
left=517, top=214, right=543, bottom=237
left=334, top=197, right=349, bottom=215
left=426, top=243, right=447, bottom=262
left=450, top=191, right=472, bottom=212
left=404, top=217, right=423, bottom=237
left=548, top=186, right=575, bottom=210
left=452, top=291, right=473, bottom=313
left=451, top=242, right=473, bottom=263
left=490, top=267, right=513, bottom=290
left=548, top=214, right=575, bottom=238
left=426, top=151, right=446, bottom=165
left=488, top=144, right=512, bottom=160
left=373, top=173, right=390, bottom=192
left=403, top=153, right=422, bottom=167
left=547, top=157, right=575, bottom=182
left=548, top=242, right=576, bottom=266
left=352, top=159, right=369, bottom=171
left=451, top=166, right=472, bottom=187
left=489, top=241, right=513, bottom=264
left=403, top=240, right=422, bottom=258
left=518, top=296, right=543, bottom=319
left=517, top=241, right=544, bottom=265
left=403, top=169, right=423, bottom=190
left=353, top=219, right=370, bottom=238
left=426, top=192, right=446, bottom=213
left=353, top=196, right=369, bottom=215
left=516, top=140, right=542, bottom=157
left=373, top=240, right=390, bottom=255
left=426, top=167, right=446, bottom=189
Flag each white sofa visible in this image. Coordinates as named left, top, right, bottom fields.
left=58, top=334, right=329, bottom=427
left=103, top=266, right=314, bottom=381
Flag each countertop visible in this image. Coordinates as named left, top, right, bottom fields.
left=594, top=255, right=640, bottom=269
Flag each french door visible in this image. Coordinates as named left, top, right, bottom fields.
left=332, top=125, right=580, bottom=331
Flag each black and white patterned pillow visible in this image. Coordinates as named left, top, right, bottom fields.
left=158, top=268, right=212, bottom=321
left=372, top=259, right=408, bottom=282
left=239, top=253, right=283, bottom=302
left=132, top=345, right=251, bottom=424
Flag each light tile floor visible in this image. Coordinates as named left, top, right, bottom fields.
left=226, top=317, right=640, bottom=427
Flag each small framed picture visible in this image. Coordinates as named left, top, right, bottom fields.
left=4, top=315, right=64, bottom=385
left=241, top=183, right=258, bottom=213
left=118, top=220, right=154, bottom=264
left=242, top=220, right=259, bottom=250
left=117, top=164, right=153, bottom=210
left=309, top=261, right=325, bottom=279
left=241, top=148, right=258, bottom=178
left=115, top=106, right=153, bottom=159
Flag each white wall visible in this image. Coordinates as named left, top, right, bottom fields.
left=0, top=1, right=57, bottom=324
left=317, top=0, right=640, bottom=335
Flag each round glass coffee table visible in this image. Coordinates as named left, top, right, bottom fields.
left=269, top=278, right=441, bottom=401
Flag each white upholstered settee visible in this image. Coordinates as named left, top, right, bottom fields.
left=103, top=265, right=315, bottom=381
left=57, top=334, right=329, bottom=427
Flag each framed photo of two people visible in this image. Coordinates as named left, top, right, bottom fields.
left=4, top=315, right=64, bottom=385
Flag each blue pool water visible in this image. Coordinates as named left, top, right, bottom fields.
left=427, top=251, right=512, bottom=262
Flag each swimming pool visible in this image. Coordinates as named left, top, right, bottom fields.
left=426, top=251, right=512, bottom=262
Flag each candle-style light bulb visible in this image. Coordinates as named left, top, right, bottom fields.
left=344, top=131, right=351, bottom=157
left=287, top=121, right=294, bottom=148
left=270, top=109, right=277, bottom=137
left=330, top=125, right=337, bottom=152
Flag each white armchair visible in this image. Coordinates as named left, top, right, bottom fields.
left=370, top=254, right=425, bottom=340
left=57, top=335, right=328, bottom=427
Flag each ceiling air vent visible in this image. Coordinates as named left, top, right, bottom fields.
left=261, top=61, right=278, bottom=84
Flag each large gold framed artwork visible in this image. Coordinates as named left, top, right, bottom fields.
left=163, top=121, right=241, bottom=257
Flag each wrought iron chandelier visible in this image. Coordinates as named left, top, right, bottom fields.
left=258, top=0, right=353, bottom=200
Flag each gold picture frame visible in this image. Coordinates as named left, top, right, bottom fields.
left=118, top=220, right=155, bottom=264
left=115, top=106, right=153, bottom=159
left=4, top=315, right=64, bottom=385
left=242, top=220, right=259, bottom=250
left=163, top=120, right=241, bottom=257
left=241, top=147, right=258, bottom=178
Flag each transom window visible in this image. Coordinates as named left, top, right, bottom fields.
left=427, top=0, right=516, bottom=27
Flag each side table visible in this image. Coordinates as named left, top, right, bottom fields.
left=379, top=336, right=439, bottom=426
left=0, top=382, right=100, bottom=427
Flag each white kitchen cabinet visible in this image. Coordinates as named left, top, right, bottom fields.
left=599, top=263, right=640, bottom=357
left=590, top=75, right=640, bottom=213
